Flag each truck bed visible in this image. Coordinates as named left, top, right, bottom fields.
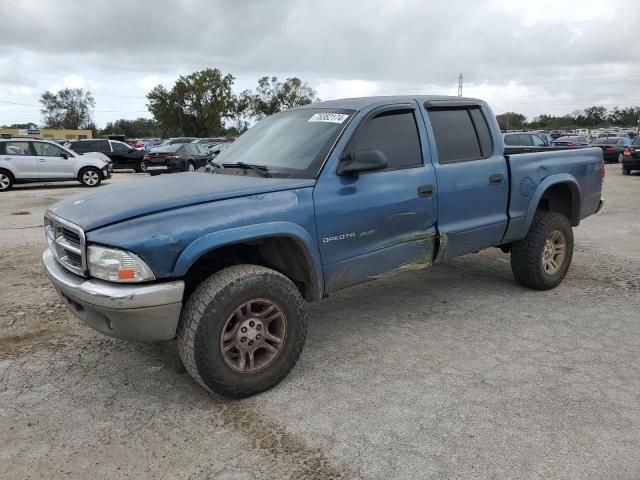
left=502, top=147, right=604, bottom=243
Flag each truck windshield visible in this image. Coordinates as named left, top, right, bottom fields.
left=215, top=108, right=354, bottom=178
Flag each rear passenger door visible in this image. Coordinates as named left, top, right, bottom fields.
left=424, top=104, right=509, bottom=258
left=1, top=140, right=39, bottom=179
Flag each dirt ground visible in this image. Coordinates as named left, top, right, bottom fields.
left=1, top=166, right=639, bottom=479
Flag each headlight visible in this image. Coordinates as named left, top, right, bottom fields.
left=88, top=245, right=156, bottom=283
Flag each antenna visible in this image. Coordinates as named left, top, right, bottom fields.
left=458, top=73, right=463, bottom=97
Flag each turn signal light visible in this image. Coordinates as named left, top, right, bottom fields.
left=117, top=269, right=136, bottom=280
left=623, top=148, right=631, bottom=156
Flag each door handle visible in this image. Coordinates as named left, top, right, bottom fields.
left=489, top=174, right=504, bottom=185
left=39, top=159, right=46, bottom=162
left=417, top=185, right=435, bottom=198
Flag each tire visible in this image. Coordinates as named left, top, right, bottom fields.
left=0, top=170, right=14, bottom=192
left=79, top=167, right=102, bottom=187
left=186, top=161, right=196, bottom=172
left=178, top=264, right=308, bottom=398
left=510, top=211, right=574, bottom=290
left=618, top=153, right=623, bottom=163
left=623, top=167, right=630, bottom=175
left=136, top=160, right=147, bottom=173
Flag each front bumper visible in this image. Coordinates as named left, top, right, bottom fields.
left=103, top=164, right=113, bottom=179
left=43, top=249, right=184, bottom=341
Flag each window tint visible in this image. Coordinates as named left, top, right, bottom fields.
left=428, top=109, right=481, bottom=163
left=503, top=134, right=518, bottom=146
left=33, top=142, right=66, bottom=156
left=4, top=141, right=32, bottom=156
left=92, top=140, right=110, bottom=152
left=110, top=141, right=130, bottom=153
left=531, top=135, right=546, bottom=147
left=349, top=110, right=422, bottom=170
left=469, top=108, right=493, bottom=156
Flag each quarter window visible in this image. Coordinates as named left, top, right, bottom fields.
left=348, top=110, right=423, bottom=170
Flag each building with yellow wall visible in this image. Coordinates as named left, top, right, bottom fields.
left=0, top=128, right=92, bottom=140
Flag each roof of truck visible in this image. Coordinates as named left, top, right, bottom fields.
left=294, top=95, right=488, bottom=111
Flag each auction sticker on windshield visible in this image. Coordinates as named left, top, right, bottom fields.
left=308, top=113, right=349, bottom=123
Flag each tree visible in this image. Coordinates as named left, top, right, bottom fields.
left=1, top=122, right=38, bottom=129
left=147, top=68, right=238, bottom=137
left=39, top=88, right=95, bottom=129
left=103, top=118, right=160, bottom=138
left=496, top=112, right=526, bottom=131
left=583, top=106, right=608, bottom=127
left=244, top=76, right=319, bottom=119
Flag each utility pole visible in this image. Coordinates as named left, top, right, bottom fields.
left=458, top=73, right=463, bottom=97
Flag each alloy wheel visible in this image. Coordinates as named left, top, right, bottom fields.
left=82, top=170, right=100, bottom=186
left=219, top=299, right=287, bottom=373
left=542, top=229, right=566, bottom=275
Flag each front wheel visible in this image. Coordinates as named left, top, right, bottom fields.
left=618, top=153, right=624, bottom=163
left=623, top=167, right=631, bottom=175
left=511, top=211, right=574, bottom=290
left=177, top=265, right=308, bottom=398
left=79, top=167, right=102, bottom=187
left=186, top=161, right=196, bottom=172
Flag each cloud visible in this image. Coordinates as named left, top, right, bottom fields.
left=1, top=0, right=640, bottom=125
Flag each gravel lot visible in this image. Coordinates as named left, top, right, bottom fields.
left=1, top=166, right=639, bottom=479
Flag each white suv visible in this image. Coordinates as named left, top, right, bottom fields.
left=0, top=138, right=112, bottom=192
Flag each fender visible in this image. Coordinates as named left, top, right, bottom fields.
left=172, top=221, right=324, bottom=300
left=521, top=174, right=582, bottom=235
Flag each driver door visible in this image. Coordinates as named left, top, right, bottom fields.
left=313, top=105, right=438, bottom=292
left=32, top=142, right=75, bottom=179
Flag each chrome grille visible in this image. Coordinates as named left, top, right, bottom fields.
left=44, top=213, right=87, bottom=276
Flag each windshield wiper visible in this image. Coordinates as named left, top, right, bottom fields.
left=222, top=162, right=271, bottom=177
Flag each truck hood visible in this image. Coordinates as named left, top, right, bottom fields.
left=48, top=172, right=316, bottom=231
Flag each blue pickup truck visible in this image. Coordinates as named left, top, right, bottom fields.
left=43, top=96, right=604, bottom=398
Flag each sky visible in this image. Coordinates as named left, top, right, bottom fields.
left=1, top=0, right=639, bottom=128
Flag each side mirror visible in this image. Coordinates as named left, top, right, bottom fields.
left=337, top=149, right=388, bottom=176
left=60, top=152, right=69, bottom=159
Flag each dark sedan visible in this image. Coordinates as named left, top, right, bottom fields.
left=622, top=136, right=640, bottom=175
left=143, top=143, right=212, bottom=175
left=551, top=136, right=589, bottom=147
left=591, top=137, right=632, bottom=163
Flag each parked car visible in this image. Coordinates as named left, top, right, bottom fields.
left=143, top=143, right=212, bottom=174
left=194, top=137, right=228, bottom=145
left=204, top=142, right=231, bottom=157
left=161, top=137, right=198, bottom=146
left=591, top=136, right=632, bottom=163
left=68, top=139, right=147, bottom=172
left=622, top=136, right=640, bottom=175
left=551, top=136, right=589, bottom=147
left=0, top=138, right=111, bottom=191
left=143, top=140, right=162, bottom=151
left=502, top=132, right=548, bottom=151
left=42, top=95, right=604, bottom=398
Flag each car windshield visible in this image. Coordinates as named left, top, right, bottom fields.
left=151, top=144, right=182, bottom=153
left=593, top=137, right=618, bottom=144
left=215, top=108, right=354, bottom=178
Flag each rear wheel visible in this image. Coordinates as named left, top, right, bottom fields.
left=618, top=153, right=624, bottom=163
left=623, top=167, right=631, bottom=175
left=178, top=264, right=308, bottom=398
left=0, top=171, right=14, bottom=192
left=136, top=160, right=147, bottom=173
left=79, top=167, right=102, bottom=187
left=511, top=211, right=574, bottom=290
left=187, top=161, right=196, bottom=172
